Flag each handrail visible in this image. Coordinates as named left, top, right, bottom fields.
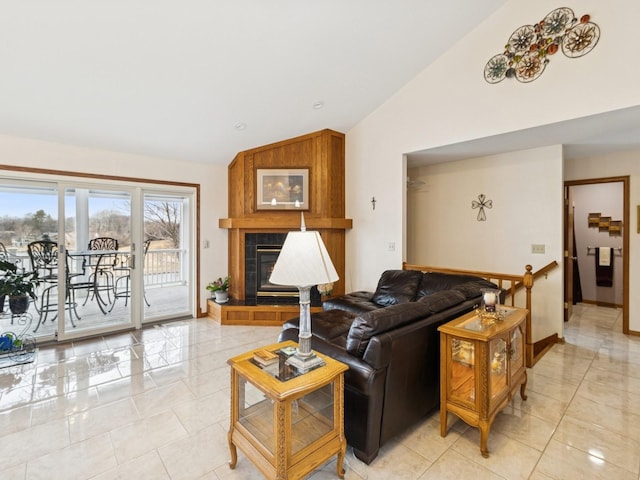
left=512, top=260, right=559, bottom=293
left=402, top=262, right=523, bottom=283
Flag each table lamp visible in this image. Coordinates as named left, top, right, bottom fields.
left=269, top=213, right=338, bottom=371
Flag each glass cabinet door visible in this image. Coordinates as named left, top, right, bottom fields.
left=489, top=336, right=508, bottom=402
left=510, top=325, right=524, bottom=372
left=450, top=337, right=476, bottom=404
left=291, top=383, right=334, bottom=455
left=238, top=377, right=275, bottom=454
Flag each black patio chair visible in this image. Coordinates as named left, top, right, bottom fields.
left=27, top=240, right=79, bottom=331
left=85, top=237, right=119, bottom=309
left=88, top=237, right=119, bottom=251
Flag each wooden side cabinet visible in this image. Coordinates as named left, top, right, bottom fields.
left=227, top=340, right=349, bottom=479
left=438, top=306, right=528, bottom=457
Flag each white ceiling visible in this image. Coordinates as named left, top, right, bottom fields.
left=0, top=1, right=506, bottom=165
left=1, top=1, right=637, bottom=167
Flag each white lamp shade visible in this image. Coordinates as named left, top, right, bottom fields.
left=269, top=230, right=339, bottom=287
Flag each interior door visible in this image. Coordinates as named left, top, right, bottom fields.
left=58, top=186, right=136, bottom=340
left=564, top=186, right=574, bottom=322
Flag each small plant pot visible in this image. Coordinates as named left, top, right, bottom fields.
left=9, top=295, right=30, bottom=315
left=214, top=291, right=229, bottom=304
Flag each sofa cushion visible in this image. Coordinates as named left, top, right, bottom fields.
left=323, top=291, right=381, bottom=315
left=416, top=272, right=490, bottom=298
left=371, top=270, right=423, bottom=306
left=346, top=302, right=432, bottom=357
left=417, top=290, right=466, bottom=313
left=453, top=279, right=501, bottom=300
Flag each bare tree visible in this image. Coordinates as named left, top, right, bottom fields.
left=144, top=201, right=181, bottom=248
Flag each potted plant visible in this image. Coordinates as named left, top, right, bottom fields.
left=317, top=282, right=334, bottom=299
left=0, top=260, right=40, bottom=315
left=206, top=275, right=230, bottom=303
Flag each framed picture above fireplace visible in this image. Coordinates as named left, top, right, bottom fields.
left=256, top=168, right=309, bottom=210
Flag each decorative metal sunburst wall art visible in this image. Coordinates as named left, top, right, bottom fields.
left=484, top=7, right=600, bottom=84
left=472, top=194, right=492, bottom=221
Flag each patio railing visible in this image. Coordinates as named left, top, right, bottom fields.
left=10, top=248, right=186, bottom=287
left=144, top=248, right=186, bottom=287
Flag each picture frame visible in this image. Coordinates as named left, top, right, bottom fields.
left=256, top=168, right=309, bottom=210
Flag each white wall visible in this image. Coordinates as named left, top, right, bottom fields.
left=565, top=149, right=640, bottom=332
left=0, top=134, right=228, bottom=314
left=571, top=182, right=624, bottom=306
left=345, top=0, right=640, bottom=341
left=407, top=146, right=563, bottom=342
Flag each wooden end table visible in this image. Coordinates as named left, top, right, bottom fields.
left=227, top=340, right=349, bottom=479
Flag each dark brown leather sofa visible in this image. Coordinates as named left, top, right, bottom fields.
left=278, top=269, right=501, bottom=464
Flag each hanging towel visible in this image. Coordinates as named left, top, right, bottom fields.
left=595, top=247, right=613, bottom=287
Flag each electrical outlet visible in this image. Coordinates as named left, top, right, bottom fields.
left=531, top=244, right=545, bottom=254
left=387, top=242, right=395, bottom=252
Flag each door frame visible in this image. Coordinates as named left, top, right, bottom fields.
left=564, top=176, right=630, bottom=334
left=0, top=163, right=201, bottom=341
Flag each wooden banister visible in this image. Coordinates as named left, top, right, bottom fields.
left=513, top=260, right=559, bottom=292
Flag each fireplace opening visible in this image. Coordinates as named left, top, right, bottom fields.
left=256, top=245, right=298, bottom=302
left=244, top=233, right=321, bottom=306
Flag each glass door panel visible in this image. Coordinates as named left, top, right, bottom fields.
left=142, top=192, right=192, bottom=323
left=0, top=183, right=59, bottom=340
left=61, top=187, right=134, bottom=338
left=489, top=337, right=507, bottom=401
left=510, top=326, right=524, bottom=371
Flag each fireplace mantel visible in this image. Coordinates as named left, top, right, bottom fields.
left=219, top=217, right=352, bottom=230
left=219, top=129, right=351, bottom=306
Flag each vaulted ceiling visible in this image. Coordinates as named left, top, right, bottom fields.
left=2, top=2, right=638, bottom=167
left=0, top=1, right=504, bottom=164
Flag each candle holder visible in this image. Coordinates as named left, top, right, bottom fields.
left=476, top=288, right=504, bottom=326
left=481, top=288, right=500, bottom=313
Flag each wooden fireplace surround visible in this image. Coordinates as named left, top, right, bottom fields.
left=214, top=129, right=352, bottom=326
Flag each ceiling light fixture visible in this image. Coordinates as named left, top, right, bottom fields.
left=312, top=101, right=324, bottom=110
left=234, top=122, right=247, bottom=131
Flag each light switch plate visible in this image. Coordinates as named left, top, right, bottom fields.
left=531, top=244, right=545, bottom=254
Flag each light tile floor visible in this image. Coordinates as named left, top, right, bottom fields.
left=1, top=303, right=639, bottom=479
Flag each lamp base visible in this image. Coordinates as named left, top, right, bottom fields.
left=286, top=351, right=325, bottom=372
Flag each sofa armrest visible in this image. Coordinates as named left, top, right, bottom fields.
left=278, top=326, right=383, bottom=395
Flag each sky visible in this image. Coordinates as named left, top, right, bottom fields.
left=0, top=191, right=127, bottom=219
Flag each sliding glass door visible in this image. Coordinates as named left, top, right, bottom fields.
left=0, top=176, right=196, bottom=343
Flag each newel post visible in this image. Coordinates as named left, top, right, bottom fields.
left=524, top=264, right=534, bottom=367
